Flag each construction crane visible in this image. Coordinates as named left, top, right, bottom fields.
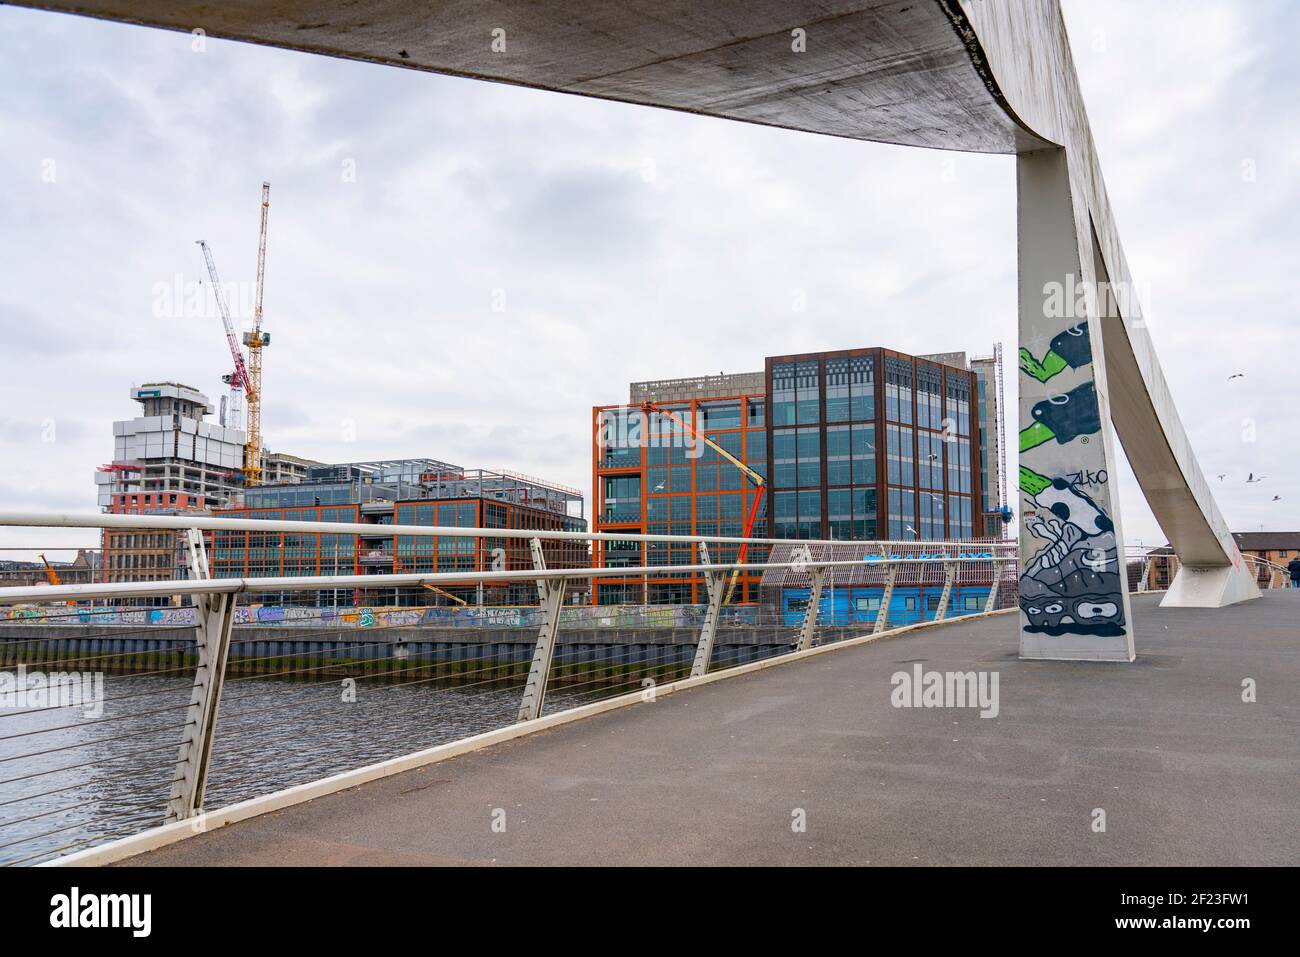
left=39, top=554, right=76, bottom=606
left=639, top=401, right=766, bottom=605
left=993, top=341, right=1008, bottom=514
left=242, top=182, right=272, bottom=486
left=196, top=239, right=253, bottom=481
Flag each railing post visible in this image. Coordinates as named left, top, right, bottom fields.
left=874, top=548, right=896, bottom=634
left=984, top=557, right=1005, bottom=613
left=934, top=559, right=957, bottom=620
left=796, top=565, right=826, bottom=651
left=167, top=528, right=235, bottom=822
left=690, top=542, right=726, bottom=677
left=517, top=538, right=566, bottom=723
left=1137, top=555, right=1152, bottom=593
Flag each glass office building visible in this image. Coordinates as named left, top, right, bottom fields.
left=766, top=348, right=980, bottom=542
left=592, top=352, right=986, bottom=605
left=592, top=390, right=768, bottom=605
left=212, top=460, right=586, bottom=606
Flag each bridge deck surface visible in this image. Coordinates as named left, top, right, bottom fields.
left=122, top=593, right=1298, bottom=866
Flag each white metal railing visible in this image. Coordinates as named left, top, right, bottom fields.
left=1124, top=545, right=1292, bottom=593
left=0, top=508, right=1007, bottom=548
left=0, top=511, right=1015, bottom=863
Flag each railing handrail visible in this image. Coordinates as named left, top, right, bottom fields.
left=0, top=510, right=1017, bottom=551
left=0, top=554, right=1014, bottom=604
left=0, top=513, right=1019, bottom=858
left=1125, top=545, right=1289, bottom=574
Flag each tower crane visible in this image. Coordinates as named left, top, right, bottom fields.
left=243, top=182, right=271, bottom=486
left=196, top=239, right=252, bottom=478
left=638, top=402, right=766, bottom=605
left=993, top=341, right=1008, bottom=514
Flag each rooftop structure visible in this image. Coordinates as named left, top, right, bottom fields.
left=214, top=458, right=587, bottom=606
left=238, top=459, right=584, bottom=520
left=630, top=372, right=765, bottom=405
left=96, top=382, right=247, bottom=512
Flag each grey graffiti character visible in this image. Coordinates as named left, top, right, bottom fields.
left=1019, top=470, right=1125, bottom=637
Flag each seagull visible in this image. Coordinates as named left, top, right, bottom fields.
left=653, top=482, right=665, bottom=492
left=1246, top=473, right=1266, bottom=484
left=1228, top=373, right=1245, bottom=380
left=1216, top=474, right=1227, bottom=481
left=1272, top=495, right=1282, bottom=502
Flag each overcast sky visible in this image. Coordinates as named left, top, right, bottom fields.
left=1, top=1, right=1296, bottom=557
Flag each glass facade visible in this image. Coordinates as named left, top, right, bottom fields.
left=212, top=497, right=584, bottom=607
left=592, top=396, right=767, bottom=604
left=765, top=348, right=979, bottom=544
left=769, top=353, right=882, bottom=542
left=944, top=371, right=975, bottom=538
left=592, top=349, right=985, bottom=605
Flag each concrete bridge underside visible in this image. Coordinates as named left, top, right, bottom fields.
left=17, top=0, right=1260, bottom=658
left=115, top=595, right=1299, bottom=867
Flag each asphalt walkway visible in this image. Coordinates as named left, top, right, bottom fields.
left=123, top=593, right=1299, bottom=866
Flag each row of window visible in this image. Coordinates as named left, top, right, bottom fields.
left=105, top=533, right=174, bottom=550
left=770, top=359, right=823, bottom=426
left=772, top=489, right=878, bottom=540
left=788, top=593, right=987, bottom=614
left=108, top=553, right=173, bottom=570
left=642, top=492, right=760, bottom=523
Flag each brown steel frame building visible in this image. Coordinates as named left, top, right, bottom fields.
left=591, top=390, right=768, bottom=606
left=212, top=462, right=587, bottom=607
left=592, top=347, right=985, bottom=606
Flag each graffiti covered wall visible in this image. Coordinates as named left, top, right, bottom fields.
left=0, top=603, right=755, bottom=630
left=1016, top=148, right=1134, bottom=661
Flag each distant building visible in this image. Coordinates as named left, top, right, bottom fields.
left=1232, top=531, right=1300, bottom=568
left=0, top=550, right=101, bottom=588
left=96, top=383, right=247, bottom=511
left=767, top=347, right=982, bottom=541
left=212, top=459, right=587, bottom=607
left=595, top=372, right=767, bottom=605
left=593, top=345, right=1001, bottom=605
left=95, top=381, right=318, bottom=597
left=262, top=452, right=319, bottom=485
left=1142, top=532, right=1300, bottom=589
left=921, top=349, right=1006, bottom=529
left=101, top=517, right=199, bottom=603
left=96, top=382, right=321, bottom=511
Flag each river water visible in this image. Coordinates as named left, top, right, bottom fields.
left=0, top=670, right=628, bottom=866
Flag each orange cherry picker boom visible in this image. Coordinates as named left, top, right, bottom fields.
left=39, top=553, right=76, bottom=606
left=638, top=402, right=765, bottom=604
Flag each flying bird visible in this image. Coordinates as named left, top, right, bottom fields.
left=1228, top=373, right=1245, bottom=380
left=1246, top=473, right=1266, bottom=484
left=1216, top=474, right=1227, bottom=481
left=1272, top=495, right=1282, bottom=502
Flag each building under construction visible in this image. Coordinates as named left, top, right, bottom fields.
left=95, top=381, right=319, bottom=596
